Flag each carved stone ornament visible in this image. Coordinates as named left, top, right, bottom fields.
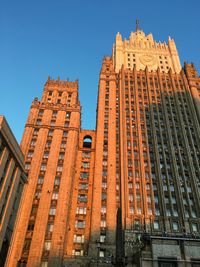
left=139, top=54, right=157, bottom=67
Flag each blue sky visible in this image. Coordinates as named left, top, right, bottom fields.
left=1, top=0, right=200, bottom=142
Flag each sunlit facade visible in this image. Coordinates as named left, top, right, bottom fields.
left=5, top=26, right=200, bottom=267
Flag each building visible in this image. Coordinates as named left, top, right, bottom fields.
left=5, top=23, right=200, bottom=267
left=0, top=116, right=27, bottom=267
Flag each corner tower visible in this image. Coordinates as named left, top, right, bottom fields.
left=6, top=78, right=81, bottom=267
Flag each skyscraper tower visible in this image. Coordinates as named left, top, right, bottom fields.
left=6, top=23, right=200, bottom=267
left=89, top=22, right=200, bottom=265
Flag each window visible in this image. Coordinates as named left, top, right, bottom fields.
left=31, top=139, right=36, bottom=146
left=100, top=235, right=106, bottom=243
left=33, top=128, right=39, bottom=136
left=63, top=131, right=68, bottom=137
left=82, top=162, right=90, bottom=168
left=82, top=152, right=90, bottom=158
left=46, top=141, right=51, bottom=148
left=43, top=151, right=49, bottom=159
left=83, top=136, right=92, bottom=148
left=52, top=111, right=57, bottom=118
left=100, top=220, right=106, bottom=228
left=192, top=223, right=198, bottom=232
left=27, top=150, right=33, bottom=158
left=129, top=194, right=133, bottom=202
left=80, top=172, right=89, bottom=179
left=130, top=207, right=134, bottom=214
left=25, top=163, right=30, bottom=170
left=49, top=207, right=56, bottom=216
left=50, top=120, right=55, bottom=126
left=75, top=220, right=86, bottom=228
left=73, top=234, right=84, bottom=243
left=44, top=241, right=51, bottom=251
left=79, top=183, right=88, bottom=190
left=154, top=221, right=160, bottom=230
left=54, top=177, right=60, bottom=185
left=36, top=119, right=42, bottom=125
left=41, top=164, right=47, bottom=171
left=78, top=195, right=87, bottom=202
left=72, top=249, right=84, bottom=256
left=38, top=176, right=44, bottom=184
left=52, top=192, right=58, bottom=200
left=66, top=112, right=71, bottom=118
left=38, top=109, right=44, bottom=116
left=76, top=207, right=87, bottom=215
left=57, top=165, right=63, bottom=172
left=34, top=190, right=41, bottom=199
left=46, top=223, right=54, bottom=233
left=99, top=250, right=105, bottom=258
left=64, top=121, right=69, bottom=127
left=172, top=222, right=179, bottom=231
left=101, top=206, right=106, bottom=214
left=60, top=141, right=66, bottom=148
left=156, top=209, right=160, bottom=216
left=102, top=193, right=107, bottom=201
left=48, top=129, right=54, bottom=137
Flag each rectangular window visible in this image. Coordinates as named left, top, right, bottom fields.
left=82, top=151, right=90, bottom=158
left=44, top=241, right=51, bottom=251
left=38, top=176, right=44, bottom=184
left=75, top=220, right=86, bottom=228
left=66, top=112, right=71, bottom=118
left=73, top=235, right=84, bottom=243
left=25, top=163, right=30, bottom=170
left=52, top=192, right=58, bottom=200
left=40, top=164, right=47, bottom=171
left=100, top=235, right=106, bottom=243
left=46, top=223, right=54, bottom=233
left=82, top=162, right=90, bottom=168
left=101, top=206, right=106, bottom=214
left=48, top=129, right=54, bottom=136
left=80, top=172, right=89, bottom=179
left=43, top=151, right=49, bottom=159
left=36, top=119, right=42, bottom=125
left=52, top=111, right=57, bottom=118
left=60, top=141, right=66, bottom=148
left=79, top=183, right=88, bottom=190
left=57, top=165, right=63, bottom=172
left=172, top=222, right=179, bottom=231
left=33, top=129, right=39, bottom=136
left=54, top=177, right=60, bottom=185
left=63, top=131, right=68, bottom=137
left=27, top=150, right=33, bottom=158
left=49, top=207, right=56, bottom=215
left=100, top=220, right=106, bottom=228
left=78, top=195, right=88, bottom=202
left=76, top=206, right=86, bottom=215
left=45, top=141, right=51, bottom=148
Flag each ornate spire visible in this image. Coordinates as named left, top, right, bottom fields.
left=136, top=18, right=140, bottom=31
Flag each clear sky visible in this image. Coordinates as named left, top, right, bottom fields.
left=1, top=0, right=200, bottom=142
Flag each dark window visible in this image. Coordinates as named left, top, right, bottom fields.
left=83, top=136, right=92, bottom=148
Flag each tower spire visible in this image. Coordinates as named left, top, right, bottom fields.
left=136, top=18, right=140, bottom=31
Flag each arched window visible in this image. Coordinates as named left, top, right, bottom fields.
left=83, top=136, right=92, bottom=148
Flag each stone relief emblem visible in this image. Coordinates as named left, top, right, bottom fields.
left=139, top=54, right=157, bottom=67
